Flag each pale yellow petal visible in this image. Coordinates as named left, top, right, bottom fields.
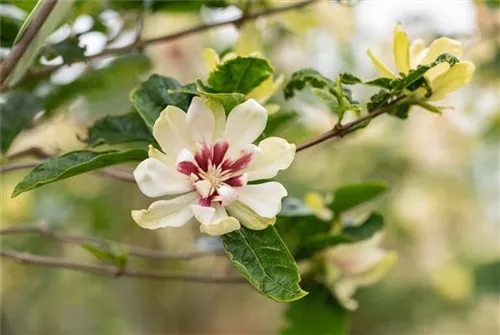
left=420, top=37, right=463, bottom=66
left=393, top=23, right=410, bottom=74
left=409, top=38, right=425, bottom=68
left=429, top=61, right=475, bottom=101
left=366, top=49, right=396, bottom=78
left=247, top=74, right=285, bottom=104
left=200, top=217, right=241, bottom=236
left=234, top=22, right=263, bottom=56
left=203, top=48, right=220, bottom=74
left=226, top=201, right=276, bottom=230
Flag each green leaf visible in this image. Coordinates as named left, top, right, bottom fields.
left=196, top=80, right=246, bottom=113
left=475, top=260, right=500, bottom=295
left=389, top=104, right=411, bottom=119
left=42, top=36, right=86, bottom=63
left=339, top=73, right=362, bottom=85
left=130, top=74, right=195, bottom=130
left=85, top=112, right=155, bottom=147
left=364, top=77, right=393, bottom=89
left=280, top=282, right=348, bottom=335
left=330, top=181, right=389, bottom=214
left=222, top=225, right=307, bottom=302
left=0, top=91, right=41, bottom=153
left=82, top=241, right=128, bottom=271
left=207, top=56, right=274, bottom=94
left=311, top=88, right=339, bottom=113
left=284, top=68, right=335, bottom=99
left=12, top=149, right=147, bottom=197
left=367, top=89, right=393, bottom=112
left=298, top=212, right=385, bottom=258
left=5, top=0, right=76, bottom=87
left=0, top=11, right=23, bottom=48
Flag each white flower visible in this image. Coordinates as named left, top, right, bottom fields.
left=325, top=233, right=397, bottom=310
left=131, top=97, right=296, bottom=236
left=367, top=23, right=475, bottom=102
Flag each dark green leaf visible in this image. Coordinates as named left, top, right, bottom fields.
left=330, top=181, right=389, bottom=214
left=0, top=12, right=23, bottom=48
left=367, top=89, right=393, bottom=112
left=130, top=74, right=195, bottom=129
left=0, top=91, right=41, bottom=153
left=207, top=56, right=274, bottom=94
left=388, top=104, right=411, bottom=119
left=280, top=282, right=348, bottom=335
left=311, top=88, right=339, bottom=113
left=196, top=80, right=246, bottom=113
left=222, top=225, right=307, bottom=302
left=298, top=212, right=384, bottom=258
left=284, top=68, right=335, bottom=99
left=340, top=73, right=362, bottom=85
left=475, top=260, right=500, bottom=295
left=12, top=149, right=147, bottom=197
left=85, top=112, right=155, bottom=147
left=364, top=77, right=393, bottom=89
left=42, top=36, right=86, bottom=63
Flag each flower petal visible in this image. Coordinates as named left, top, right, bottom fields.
left=245, top=137, right=296, bottom=181
left=217, top=185, right=238, bottom=206
left=409, top=38, right=425, bottom=68
left=203, top=48, right=220, bottom=74
left=226, top=201, right=275, bottom=230
left=200, top=217, right=241, bottom=236
left=191, top=204, right=216, bottom=224
left=134, top=158, right=192, bottom=198
left=235, top=182, right=287, bottom=218
left=429, top=61, right=475, bottom=101
left=420, top=37, right=463, bottom=66
left=203, top=98, right=226, bottom=140
left=224, top=99, right=267, bottom=156
left=131, top=192, right=199, bottom=229
left=186, top=97, right=215, bottom=144
left=153, top=105, right=194, bottom=158
left=366, top=49, right=396, bottom=78
left=393, top=23, right=410, bottom=74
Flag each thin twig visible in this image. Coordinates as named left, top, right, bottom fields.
left=0, top=0, right=59, bottom=88
left=10, top=0, right=318, bottom=88
left=0, top=249, right=245, bottom=283
left=296, top=96, right=406, bottom=152
left=0, top=224, right=223, bottom=261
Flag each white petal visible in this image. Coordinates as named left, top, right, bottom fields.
left=202, top=97, right=226, bottom=140
left=420, top=37, right=463, bottom=66
left=153, top=105, right=194, bottom=158
left=333, top=278, right=359, bottom=311
left=409, top=39, right=425, bottom=68
left=148, top=145, right=174, bottom=167
left=176, top=148, right=194, bottom=164
left=226, top=201, right=275, bottom=230
left=131, top=192, right=199, bottom=229
left=191, top=205, right=216, bottom=225
left=245, top=137, right=296, bottom=181
left=217, top=185, right=238, bottom=206
left=133, top=158, right=192, bottom=198
left=224, top=99, right=267, bottom=156
left=186, top=97, right=215, bottom=144
left=194, top=179, right=212, bottom=198
left=236, top=182, right=287, bottom=218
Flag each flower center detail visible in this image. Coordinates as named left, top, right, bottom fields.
left=176, top=141, right=252, bottom=207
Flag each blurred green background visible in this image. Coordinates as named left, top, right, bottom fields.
left=1, top=1, right=499, bottom=334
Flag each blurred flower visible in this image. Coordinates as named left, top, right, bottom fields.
left=431, top=262, right=473, bottom=302
left=325, top=233, right=397, bottom=310
left=367, top=23, right=475, bottom=102
left=203, top=47, right=284, bottom=106
left=132, top=97, right=295, bottom=236
left=303, top=191, right=333, bottom=221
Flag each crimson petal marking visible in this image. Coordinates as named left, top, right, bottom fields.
left=195, top=145, right=211, bottom=171
left=227, top=151, right=253, bottom=172
left=177, top=161, right=198, bottom=176
left=212, top=141, right=229, bottom=167
left=224, top=174, right=247, bottom=187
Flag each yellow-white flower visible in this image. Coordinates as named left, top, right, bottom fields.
left=367, top=23, right=475, bottom=101
left=131, top=98, right=295, bottom=236
left=325, top=233, right=397, bottom=310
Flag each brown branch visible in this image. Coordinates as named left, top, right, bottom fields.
left=296, top=96, right=406, bottom=152
left=12, top=0, right=319, bottom=88
left=0, top=0, right=59, bottom=88
left=0, top=224, right=223, bottom=261
left=0, top=249, right=245, bottom=283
